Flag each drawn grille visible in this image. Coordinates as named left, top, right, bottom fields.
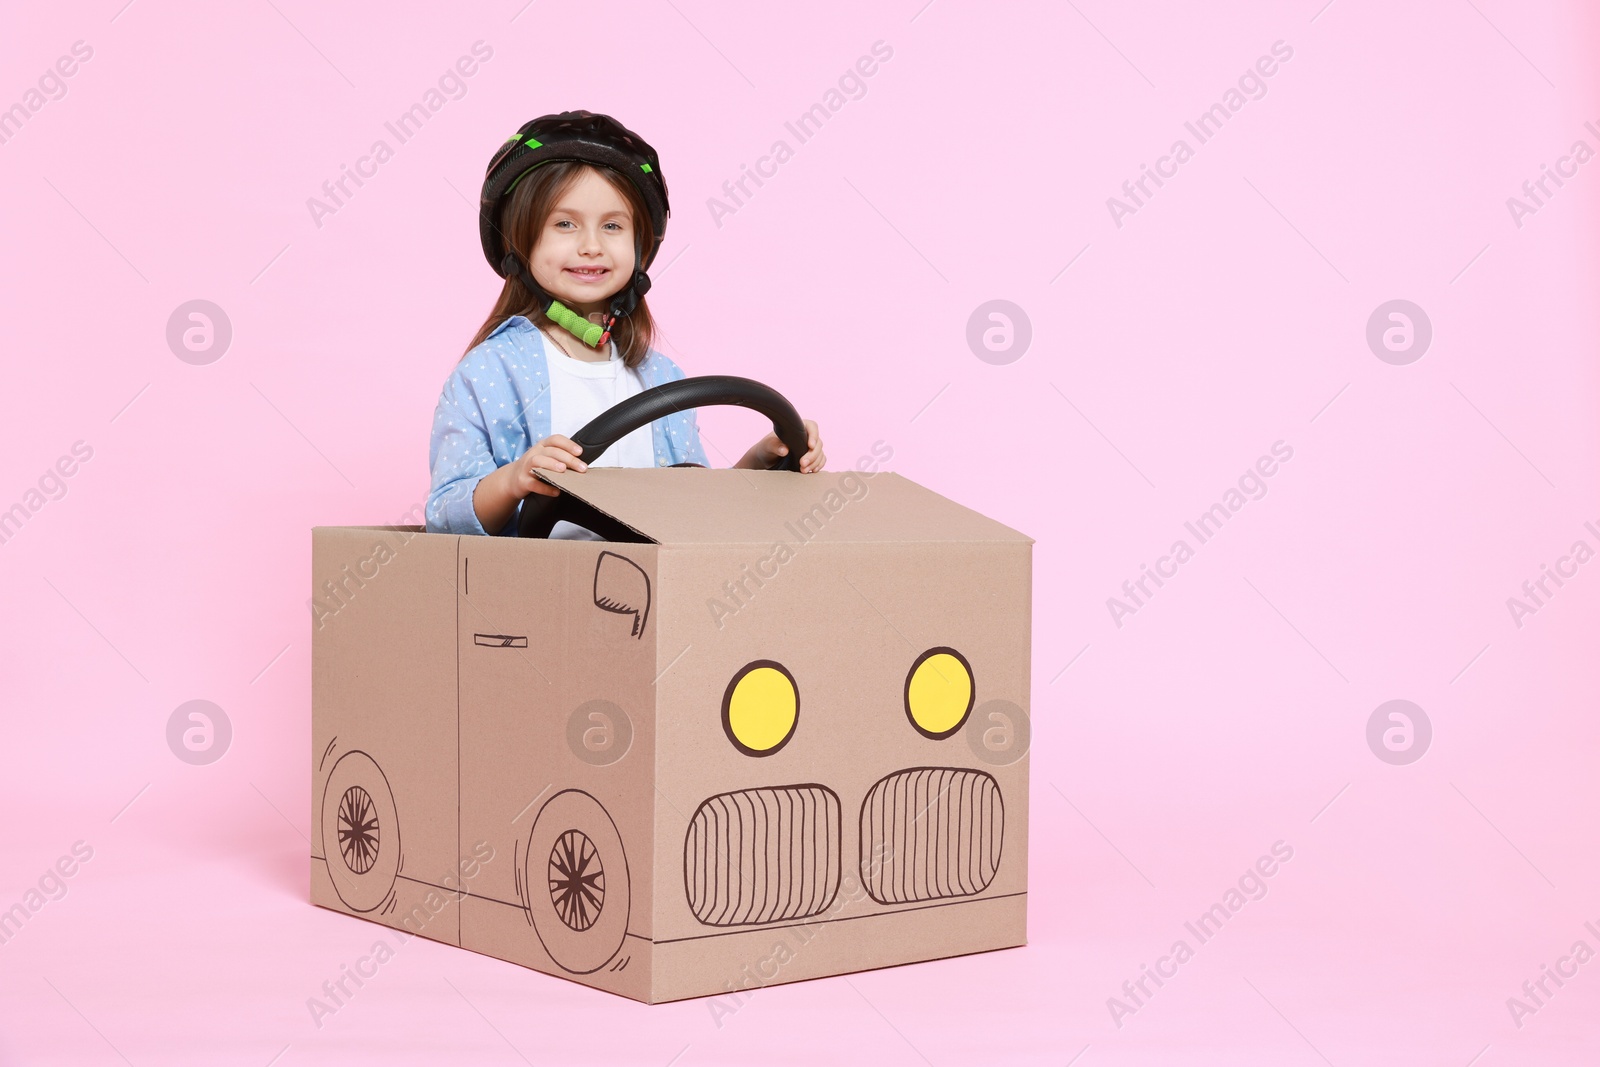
left=860, top=767, right=1003, bottom=904
left=685, top=785, right=841, bottom=926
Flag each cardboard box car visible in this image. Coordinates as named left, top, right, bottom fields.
left=310, top=467, right=1032, bottom=1004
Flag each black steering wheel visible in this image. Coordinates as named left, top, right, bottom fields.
left=516, top=375, right=808, bottom=539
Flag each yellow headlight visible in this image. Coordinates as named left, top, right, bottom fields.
left=905, top=648, right=973, bottom=739
left=722, top=660, right=799, bottom=756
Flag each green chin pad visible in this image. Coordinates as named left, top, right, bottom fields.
left=546, top=300, right=606, bottom=347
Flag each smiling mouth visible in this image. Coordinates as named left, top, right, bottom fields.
left=565, top=267, right=610, bottom=282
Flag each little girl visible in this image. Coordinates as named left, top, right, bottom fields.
left=426, top=110, right=824, bottom=538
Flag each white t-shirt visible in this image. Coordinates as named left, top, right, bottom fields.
left=543, top=336, right=654, bottom=540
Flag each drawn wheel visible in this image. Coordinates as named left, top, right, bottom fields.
left=549, top=830, right=604, bottom=931
left=338, top=786, right=380, bottom=874
left=526, top=790, right=629, bottom=974
left=321, top=751, right=400, bottom=913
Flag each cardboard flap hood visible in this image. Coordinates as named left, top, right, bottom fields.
left=535, top=468, right=1031, bottom=545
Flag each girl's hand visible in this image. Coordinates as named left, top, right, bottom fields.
left=471, top=434, right=589, bottom=533
left=511, top=434, right=588, bottom=498
left=738, top=419, right=825, bottom=473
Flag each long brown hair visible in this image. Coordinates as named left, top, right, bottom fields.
left=464, top=160, right=658, bottom=368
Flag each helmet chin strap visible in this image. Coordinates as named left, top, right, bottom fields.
left=501, top=252, right=652, bottom=350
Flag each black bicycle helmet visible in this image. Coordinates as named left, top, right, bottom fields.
left=478, top=111, right=671, bottom=346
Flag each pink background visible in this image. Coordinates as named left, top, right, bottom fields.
left=2, top=0, right=1598, bottom=1063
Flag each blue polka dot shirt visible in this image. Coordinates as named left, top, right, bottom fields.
left=426, top=315, right=709, bottom=536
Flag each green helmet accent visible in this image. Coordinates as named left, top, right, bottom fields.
left=544, top=301, right=606, bottom=347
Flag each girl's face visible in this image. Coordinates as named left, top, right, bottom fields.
left=528, top=167, right=637, bottom=317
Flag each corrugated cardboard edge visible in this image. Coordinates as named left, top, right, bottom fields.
left=539, top=468, right=1035, bottom=546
